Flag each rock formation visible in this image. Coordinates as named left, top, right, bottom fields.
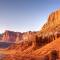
left=16, top=32, right=23, bottom=43
left=40, top=9, right=60, bottom=34
left=2, top=30, right=23, bottom=42
left=0, top=9, right=60, bottom=60
left=36, top=10, right=60, bottom=46
left=2, top=30, right=16, bottom=42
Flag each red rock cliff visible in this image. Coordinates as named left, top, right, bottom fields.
left=2, top=30, right=23, bottom=42
left=41, top=9, right=60, bottom=34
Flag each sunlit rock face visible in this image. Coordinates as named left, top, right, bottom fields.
left=2, top=30, right=23, bottom=42
left=48, top=9, right=60, bottom=26
left=2, top=30, right=16, bottom=42
left=16, top=32, right=23, bottom=43
left=36, top=10, right=60, bottom=48
left=36, top=10, right=60, bottom=41
left=22, top=31, right=37, bottom=48
left=23, top=31, right=36, bottom=42
left=40, top=9, right=60, bottom=34
left=1, top=30, right=36, bottom=43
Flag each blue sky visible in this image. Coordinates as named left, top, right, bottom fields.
left=0, top=0, right=60, bottom=33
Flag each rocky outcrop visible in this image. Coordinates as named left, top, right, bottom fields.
left=40, top=9, right=60, bottom=34
left=16, top=32, right=23, bottom=43
left=2, top=30, right=23, bottom=42
left=36, top=10, right=60, bottom=46
left=22, top=31, right=36, bottom=46
left=7, top=31, right=37, bottom=51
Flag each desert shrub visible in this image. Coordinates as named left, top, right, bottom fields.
left=50, top=50, right=59, bottom=60
left=44, top=55, right=49, bottom=60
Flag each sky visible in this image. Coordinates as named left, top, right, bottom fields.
left=0, top=0, right=60, bottom=33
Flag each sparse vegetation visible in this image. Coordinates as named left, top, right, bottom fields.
left=50, top=50, right=59, bottom=60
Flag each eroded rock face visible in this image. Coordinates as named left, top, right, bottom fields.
left=2, top=30, right=23, bottom=42
left=2, top=30, right=16, bottom=42
left=36, top=10, right=60, bottom=48
left=37, top=10, right=60, bottom=39
left=40, top=9, right=60, bottom=34
left=22, top=31, right=37, bottom=49
left=16, top=32, right=23, bottom=43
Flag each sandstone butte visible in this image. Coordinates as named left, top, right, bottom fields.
left=0, top=9, right=60, bottom=60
